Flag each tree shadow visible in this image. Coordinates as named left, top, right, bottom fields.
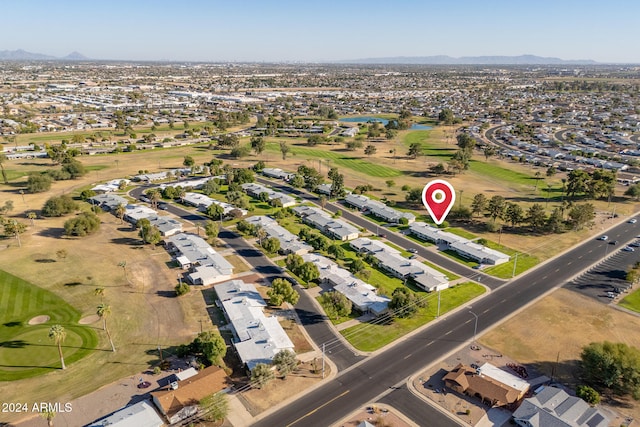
left=0, top=339, right=27, bottom=348
left=111, top=237, right=143, bottom=246
left=156, top=290, right=177, bottom=298
left=34, top=258, right=56, bottom=263
left=64, top=281, right=86, bottom=287
left=295, top=307, right=327, bottom=325
left=2, top=321, right=22, bottom=327
left=36, top=227, right=66, bottom=238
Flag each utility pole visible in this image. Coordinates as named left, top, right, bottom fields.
left=436, top=290, right=441, bottom=318
left=469, top=310, right=478, bottom=345
left=512, top=253, right=518, bottom=278
left=322, top=343, right=325, bottom=379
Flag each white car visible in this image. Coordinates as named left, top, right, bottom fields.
left=622, top=246, right=635, bottom=252
left=598, top=235, right=608, bottom=241
left=629, top=219, right=638, bottom=224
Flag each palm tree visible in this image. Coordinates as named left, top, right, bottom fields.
left=0, top=152, right=8, bottom=184
left=94, top=287, right=105, bottom=300
left=256, top=227, right=267, bottom=246
left=27, top=211, right=37, bottom=226
left=97, top=303, right=116, bottom=352
left=48, top=325, right=67, bottom=370
left=114, top=204, right=126, bottom=224
left=40, top=409, right=56, bottom=427
left=318, top=195, right=327, bottom=210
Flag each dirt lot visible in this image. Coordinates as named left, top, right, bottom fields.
left=480, top=288, right=640, bottom=424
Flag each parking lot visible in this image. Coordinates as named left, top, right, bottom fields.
left=564, top=237, right=640, bottom=303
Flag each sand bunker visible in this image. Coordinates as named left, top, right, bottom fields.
left=79, top=314, right=100, bottom=324
left=28, top=315, right=50, bottom=325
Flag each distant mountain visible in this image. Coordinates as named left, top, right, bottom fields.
left=338, top=55, right=598, bottom=65
left=0, top=49, right=89, bottom=61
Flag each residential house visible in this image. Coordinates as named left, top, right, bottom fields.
left=262, top=167, right=294, bottom=180
left=350, top=237, right=449, bottom=292
left=91, top=178, right=130, bottom=194
left=86, top=400, right=164, bottom=427
left=513, top=386, right=609, bottom=427
left=344, top=193, right=415, bottom=224
left=151, top=366, right=231, bottom=425
left=216, top=280, right=295, bottom=370
left=292, top=205, right=359, bottom=241
left=443, top=363, right=528, bottom=407
left=88, top=194, right=128, bottom=211
left=302, top=253, right=389, bottom=315
left=165, top=233, right=233, bottom=285
left=245, top=216, right=312, bottom=255
left=241, top=182, right=296, bottom=207
left=182, top=192, right=248, bottom=217
left=409, top=222, right=509, bottom=266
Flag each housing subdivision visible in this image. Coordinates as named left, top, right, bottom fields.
left=302, top=252, right=390, bottom=316
left=409, top=222, right=510, bottom=266
left=350, top=237, right=449, bottom=292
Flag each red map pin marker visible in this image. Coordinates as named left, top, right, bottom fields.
left=422, top=179, right=456, bottom=225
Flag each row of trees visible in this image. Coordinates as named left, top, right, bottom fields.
left=250, top=349, right=298, bottom=388
left=284, top=253, right=321, bottom=285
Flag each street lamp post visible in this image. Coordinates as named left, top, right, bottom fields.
left=469, top=310, right=478, bottom=345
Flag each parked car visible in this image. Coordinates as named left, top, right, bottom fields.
left=622, top=246, right=635, bottom=252
left=629, top=218, right=638, bottom=224
left=378, top=233, right=387, bottom=238
left=610, top=240, right=619, bottom=245
left=408, top=248, right=418, bottom=253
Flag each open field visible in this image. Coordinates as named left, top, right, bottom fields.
left=342, top=282, right=485, bottom=352
left=480, top=288, right=640, bottom=421
left=619, top=288, right=640, bottom=313
left=0, top=270, right=98, bottom=381
left=0, top=213, right=201, bottom=423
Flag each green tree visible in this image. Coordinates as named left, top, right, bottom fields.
left=527, top=203, right=547, bottom=232
left=261, top=236, right=280, bottom=254
left=137, top=218, right=161, bottom=246
left=49, top=325, right=67, bottom=370
left=389, top=287, right=424, bottom=318
left=61, top=158, right=87, bottom=179
left=192, top=331, right=227, bottom=367
left=580, top=341, right=640, bottom=398
left=504, top=203, right=524, bottom=227
left=568, top=203, right=595, bottom=230
left=285, top=253, right=304, bottom=272
left=268, top=278, right=300, bottom=306
left=0, top=152, right=8, bottom=184
left=297, top=261, right=320, bottom=284
left=279, top=141, right=290, bottom=160
left=204, top=220, right=219, bottom=244
left=64, top=212, right=100, bottom=236
left=471, top=193, right=487, bottom=218
left=567, top=169, right=590, bottom=199
left=250, top=136, right=265, bottom=155
left=175, top=281, right=190, bottom=296
left=385, top=180, right=395, bottom=189
left=456, top=133, right=476, bottom=153
left=487, top=195, right=506, bottom=223
left=199, top=392, right=229, bottom=422
left=327, top=244, right=346, bottom=260
left=438, top=108, right=455, bottom=124
left=576, top=385, right=601, bottom=405
left=349, top=258, right=366, bottom=274
left=273, top=349, right=298, bottom=378
left=483, top=145, right=496, bottom=161
left=26, top=173, right=53, bottom=193
left=3, top=219, right=27, bottom=247
left=407, top=142, right=422, bottom=159
left=202, top=179, right=220, bottom=196
left=183, top=155, right=195, bottom=169
left=251, top=363, right=274, bottom=389
left=546, top=208, right=565, bottom=233
left=97, top=303, right=116, bottom=352
left=328, top=167, right=345, bottom=198
left=624, top=183, right=640, bottom=201
left=364, top=145, right=377, bottom=156
left=319, top=291, right=352, bottom=319
left=206, top=203, right=225, bottom=221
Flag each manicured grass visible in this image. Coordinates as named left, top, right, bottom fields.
left=423, top=260, right=461, bottom=281
left=468, top=160, right=539, bottom=187
left=441, top=249, right=480, bottom=268
left=0, top=270, right=98, bottom=381
left=619, top=289, right=640, bottom=313
left=265, top=143, right=402, bottom=177
left=342, top=282, right=485, bottom=351
left=483, top=253, right=539, bottom=278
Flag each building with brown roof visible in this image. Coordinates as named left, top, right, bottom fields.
left=151, top=365, right=232, bottom=425
left=443, top=363, right=528, bottom=407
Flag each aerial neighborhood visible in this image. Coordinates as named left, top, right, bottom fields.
left=1, top=57, right=640, bottom=427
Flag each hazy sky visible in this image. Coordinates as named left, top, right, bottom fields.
left=2, top=0, right=638, bottom=63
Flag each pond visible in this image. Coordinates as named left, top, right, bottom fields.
left=339, top=116, right=431, bottom=130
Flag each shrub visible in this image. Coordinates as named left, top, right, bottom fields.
left=175, top=282, right=190, bottom=296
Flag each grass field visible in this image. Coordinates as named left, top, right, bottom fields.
left=264, top=142, right=402, bottom=177
left=619, top=288, right=640, bottom=313
left=0, top=270, right=98, bottom=380
left=342, top=282, right=485, bottom=352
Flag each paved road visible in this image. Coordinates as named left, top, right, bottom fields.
left=130, top=186, right=363, bottom=371
left=379, top=385, right=459, bottom=427
left=253, top=216, right=640, bottom=427
left=256, top=177, right=505, bottom=289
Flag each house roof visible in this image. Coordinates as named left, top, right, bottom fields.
left=443, top=363, right=523, bottom=406
left=513, top=386, right=609, bottom=427
left=151, top=366, right=231, bottom=418
left=87, top=400, right=163, bottom=427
